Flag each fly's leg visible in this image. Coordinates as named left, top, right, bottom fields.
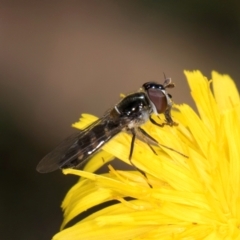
left=150, top=116, right=165, bottom=127
left=129, top=128, right=136, bottom=160
left=164, top=107, right=178, bottom=126
left=135, top=127, right=158, bottom=155
left=138, top=127, right=188, bottom=158
left=150, top=107, right=178, bottom=127
left=129, top=129, right=152, bottom=188
left=149, top=112, right=177, bottom=127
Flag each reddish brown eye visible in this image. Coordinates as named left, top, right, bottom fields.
left=147, top=88, right=167, bottom=114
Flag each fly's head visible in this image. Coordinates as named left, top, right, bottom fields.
left=142, top=77, right=174, bottom=115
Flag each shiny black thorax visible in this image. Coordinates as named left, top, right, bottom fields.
left=111, top=92, right=152, bottom=128
left=115, top=92, right=151, bottom=116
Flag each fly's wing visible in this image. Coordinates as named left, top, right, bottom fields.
left=37, top=131, right=85, bottom=173
left=36, top=115, right=124, bottom=173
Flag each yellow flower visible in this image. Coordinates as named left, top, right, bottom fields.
left=53, top=71, right=240, bottom=240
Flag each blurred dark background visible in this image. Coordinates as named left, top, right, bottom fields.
left=1, top=1, right=240, bottom=239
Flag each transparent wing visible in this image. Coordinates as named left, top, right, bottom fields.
left=36, top=115, right=125, bottom=173
left=37, top=131, right=85, bottom=173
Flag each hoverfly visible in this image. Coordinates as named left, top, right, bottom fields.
left=37, top=77, right=185, bottom=174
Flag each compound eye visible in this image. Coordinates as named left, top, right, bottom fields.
left=147, top=88, right=167, bottom=114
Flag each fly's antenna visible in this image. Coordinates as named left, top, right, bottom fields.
left=162, top=72, right=175, bottom=89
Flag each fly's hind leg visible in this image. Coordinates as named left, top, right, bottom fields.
left=138, top=127, right=188, bottom=158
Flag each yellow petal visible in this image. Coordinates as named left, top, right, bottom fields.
left=52, top=70, right=240, bottom=239
left=184, top=70, right=220, bottom=137
left=212, top=71, right=240, bottom=112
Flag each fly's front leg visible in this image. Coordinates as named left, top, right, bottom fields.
left=150, top=108, right=177, bottom=127
left=149, top=116, right=166, bottom=127
left=164, top=106, right=178, bottom=126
